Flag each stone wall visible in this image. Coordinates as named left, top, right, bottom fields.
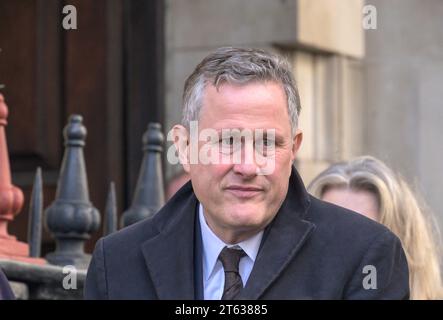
left=164, top=0, right=364, bottom=181
left=363, top=0, right=443, bottom=230
left=164, top=0, right=443, bottom=230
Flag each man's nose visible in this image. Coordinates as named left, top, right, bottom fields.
left=231, top=145, right=259, bottom=177
left=232, top=162, right=259, bottom=177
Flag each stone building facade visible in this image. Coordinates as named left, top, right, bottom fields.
left=164, top=0, right=443, bottom=232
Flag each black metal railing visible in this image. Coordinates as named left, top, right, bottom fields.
left=0, top=113, right=166, bottom=299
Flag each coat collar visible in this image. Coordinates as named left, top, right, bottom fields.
left=237, top=167, right=315, bottom=299
left=141, top=166, right=314, bottom=299
left=140, top=188, right=199, bottom=299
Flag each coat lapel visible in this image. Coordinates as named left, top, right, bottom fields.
left=140, top=184, right=199, bottom=299
left=237, top=168, right=315, bottom=300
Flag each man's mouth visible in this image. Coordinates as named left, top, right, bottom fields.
left=224, top=185, right=264, bottom=198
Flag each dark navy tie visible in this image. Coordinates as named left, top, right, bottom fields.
left=218, top=246, right=246, bottom=300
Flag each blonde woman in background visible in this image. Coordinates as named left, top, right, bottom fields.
left=308, top=155, right=443, bottom=299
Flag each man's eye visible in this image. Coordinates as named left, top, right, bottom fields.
left=257, top=139, right=274, bottom=147
left=221, top=137, right=234, bottom=145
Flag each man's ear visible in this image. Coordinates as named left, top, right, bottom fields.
left=291, top=129, right=303, bottom=162
left=172, top=124, right=191, bottom=173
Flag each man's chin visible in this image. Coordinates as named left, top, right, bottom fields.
left=225, top=210, right=267, bottom=228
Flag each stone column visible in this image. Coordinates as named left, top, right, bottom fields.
left=0, top=94, right=45, bottom=264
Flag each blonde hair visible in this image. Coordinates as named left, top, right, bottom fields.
left=308, top=156, right=443, bottom=299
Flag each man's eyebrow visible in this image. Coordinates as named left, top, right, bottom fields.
left=213, top=127, right=282, bottom=132
left=212, top=128, right=286, bottom=141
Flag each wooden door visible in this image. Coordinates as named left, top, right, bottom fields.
left=0, top=0, right=165, bottom=254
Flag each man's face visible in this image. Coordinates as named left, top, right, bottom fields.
left=178, top=81, right=302, bottom=243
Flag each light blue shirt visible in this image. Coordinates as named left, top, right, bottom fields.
left=199, top=203, right=263, bottom=300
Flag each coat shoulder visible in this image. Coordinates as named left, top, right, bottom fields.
left=100, top=184, right=197, bottom=252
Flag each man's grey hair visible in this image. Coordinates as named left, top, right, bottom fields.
left=181, top=47, right=301, bottom=137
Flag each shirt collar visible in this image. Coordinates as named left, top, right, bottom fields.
left=199, top=203, right=263, bottom=281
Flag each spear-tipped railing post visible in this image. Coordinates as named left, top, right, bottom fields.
left=28, top=167, right=43, bottom=258
left=104, top=182, right=117, bottom=235
left=121, top=123, right=165, bottom=227
left=44, top=115, right=100, bottom=269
